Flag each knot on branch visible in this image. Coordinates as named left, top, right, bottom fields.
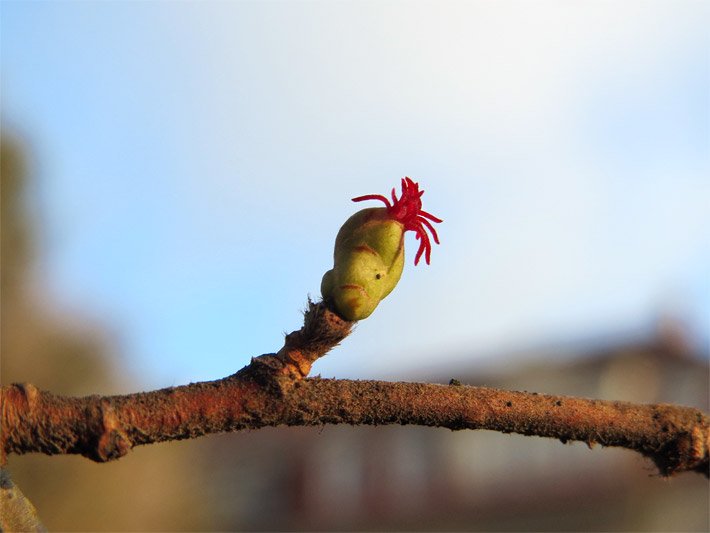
left=84, top=399, right=132, bottom=463
left=240, top=301, right=353, bottom=396
left=229, top=300, right=353, bottom=401
left=649, top=425, right=709, bottom=477
left=647, top=408, right=710, bottom=477
left=0, top=384, right=133, bottom=464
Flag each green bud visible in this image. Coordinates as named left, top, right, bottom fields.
left=321, top=177, right=442, bottom=321
left=321, top=208, right=405, bottom=321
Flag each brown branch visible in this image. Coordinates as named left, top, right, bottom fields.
left=1, top=301, right=708, bottom=477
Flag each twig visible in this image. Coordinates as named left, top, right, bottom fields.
left=1, top=301, right=708, bottom=477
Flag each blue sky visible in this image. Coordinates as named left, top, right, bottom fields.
left=2, top=1, right=708, bottom=388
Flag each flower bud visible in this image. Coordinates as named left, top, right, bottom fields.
left=322, top=177, right=442, bottom=321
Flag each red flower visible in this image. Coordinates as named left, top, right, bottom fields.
left=352, top=177, right=442, bottom=265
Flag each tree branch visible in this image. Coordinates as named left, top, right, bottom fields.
left=1, top=302, right=708, bottom=477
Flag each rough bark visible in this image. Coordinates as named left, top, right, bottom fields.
left=2, top=301, right=708, bottom=478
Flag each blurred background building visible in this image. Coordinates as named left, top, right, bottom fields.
left=196, top=326, right=708, bottom=531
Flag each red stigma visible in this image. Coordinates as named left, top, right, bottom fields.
left=352, top=177, right=443, bottom=265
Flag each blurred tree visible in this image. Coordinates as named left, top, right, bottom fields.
left=1, top=136, right=115, bottom=395
left=1, top=136, right=216, bottom=531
